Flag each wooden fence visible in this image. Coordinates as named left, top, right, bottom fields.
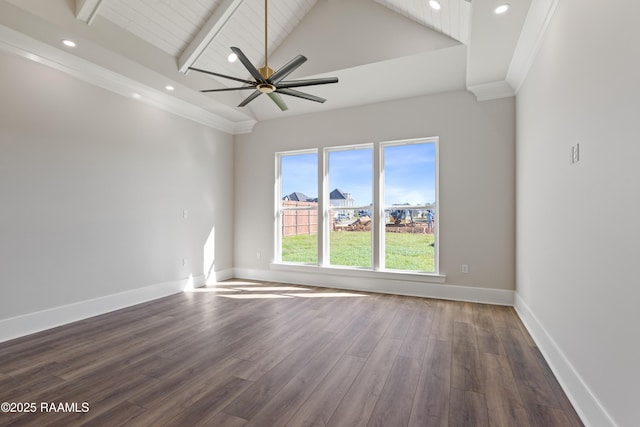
left=282, top=201, right=318, bottom=237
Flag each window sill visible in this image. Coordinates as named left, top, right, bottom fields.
left=270, top=262, right=446, bottom=284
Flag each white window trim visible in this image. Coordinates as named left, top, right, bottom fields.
left=270, top=262, right=446, bottom=283
left=275, top=137, right=441, bottom=279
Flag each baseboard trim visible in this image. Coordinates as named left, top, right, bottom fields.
left=513, top=293, right=616, bottom=427
left=233, top=267, right=514, bottom=306
left=211, top=268, right=235, bottom=283
left=0, top=275, right=204, bottom=344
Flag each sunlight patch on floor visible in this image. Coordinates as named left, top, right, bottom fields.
left=231, top=286, right=311, bottom=292
left=213, top=281, right=263, bottom=286
left=283, top=292, right=365, bottom=298
left=185, top=280, right=368, bottom=299
left=217, top=294, right=294, bottom=299
left=186, top=287, right=240, bottom=293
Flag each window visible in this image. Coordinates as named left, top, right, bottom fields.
left=276, top=138, right=438, bottom=274
left=327, top=147, right=373, bottom=268
left=276, top=151, right=318, bottom=264
left=382, top=141, right=437, bottom=272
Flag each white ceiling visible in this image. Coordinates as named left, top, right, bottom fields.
left=0, top=0, right=558, bottom=133
left=373, top=0, right=471, bottom=44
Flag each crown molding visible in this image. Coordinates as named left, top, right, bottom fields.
left=233, top=120, right=258, bottom=134
left=467, top=80, right=515, bottom=101
left=0, top=20, right=251, bottom=135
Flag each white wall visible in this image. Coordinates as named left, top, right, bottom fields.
left=0, top=51, right=233, bottom=336
left=515, top=1, right=640, bottom=425
left=234, top=90, right=515, bottom=299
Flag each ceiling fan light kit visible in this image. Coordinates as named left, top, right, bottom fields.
left=189, top=0, right=338, bottom=112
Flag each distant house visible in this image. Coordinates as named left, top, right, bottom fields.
left=283, top=192, right=315, bottom=202
left=284, top=189, right=351, bottom=206
left=329, top=188, right=354, bottom=207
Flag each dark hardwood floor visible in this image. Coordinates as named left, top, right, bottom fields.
left=0, top=280, right=583, bottom=426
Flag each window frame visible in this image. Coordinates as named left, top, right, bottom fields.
left=323, top=144, right=374, bottom=269
left=378, top=138, right=439, bottom=273
left=274, top=137, right=440, bottom=278
left=274, top=148, right=319, bottom=265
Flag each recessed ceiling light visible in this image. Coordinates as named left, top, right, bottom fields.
left=227, top=52, right=238, bottom=63
left=494, top=3, right=510, bottom=14
left=165, top=85, right=175, bottom=91
left=429, top=0, right=441, bottom=11
left=62, top=39, right=76, bottom=47
left=132, top=93, right=142, bottom=99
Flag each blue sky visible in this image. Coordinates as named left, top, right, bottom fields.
left=281, top=152, right=318, bottom=198
left=383, top=143, right=436, bottom=205
left=329, top=148, right=372, bottom=206
left=281, top=143, right=436, bottom=206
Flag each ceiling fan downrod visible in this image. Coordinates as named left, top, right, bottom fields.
left=258, top=0, right=274, bottom=80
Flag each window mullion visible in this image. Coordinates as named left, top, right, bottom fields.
left=274, top=155, right=282, bottom=262
left=318, top=148, right=328, bottom=266
left=373, top=142, right=382, bottom=270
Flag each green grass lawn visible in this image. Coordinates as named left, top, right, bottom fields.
left=282, top=231, right=435, bottom=272
left=280, top=234, right=318, bottom=263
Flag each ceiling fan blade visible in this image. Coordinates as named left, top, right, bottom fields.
left=188, top=67, right=254, bottom=85
left=277, top=88, right=326, bottom=104
left=230, top=47, right=265, bottom=83
left=267, top=92, right=288, bottom=111
left=201, top=86, right=256, bottom=93
left=277, top=77, right=339, bottom=89
left=238, top=90, right=262, bottom=107
left=269, top=55, right=307, bottom=84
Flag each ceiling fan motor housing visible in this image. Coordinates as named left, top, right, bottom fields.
left=257, top=83, right=276, bottom=93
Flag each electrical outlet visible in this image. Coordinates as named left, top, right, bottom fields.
left=182, top=258, right=188, bottom=267
left=256, top=251, right=261, bottom=260
left=183, top=210, right=189, bottom=219
left=462, top=264, right=469, bottom=273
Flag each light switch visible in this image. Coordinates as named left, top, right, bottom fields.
left=570, top=144, right=580, bottom=165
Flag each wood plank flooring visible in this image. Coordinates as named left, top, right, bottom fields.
left=0, top=280, right=583, bottom=426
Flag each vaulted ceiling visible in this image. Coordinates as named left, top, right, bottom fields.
left=0, top=0, right=558, bottom=134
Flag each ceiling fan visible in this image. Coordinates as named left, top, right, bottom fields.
left=188, top=0, right=338, bottom=111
